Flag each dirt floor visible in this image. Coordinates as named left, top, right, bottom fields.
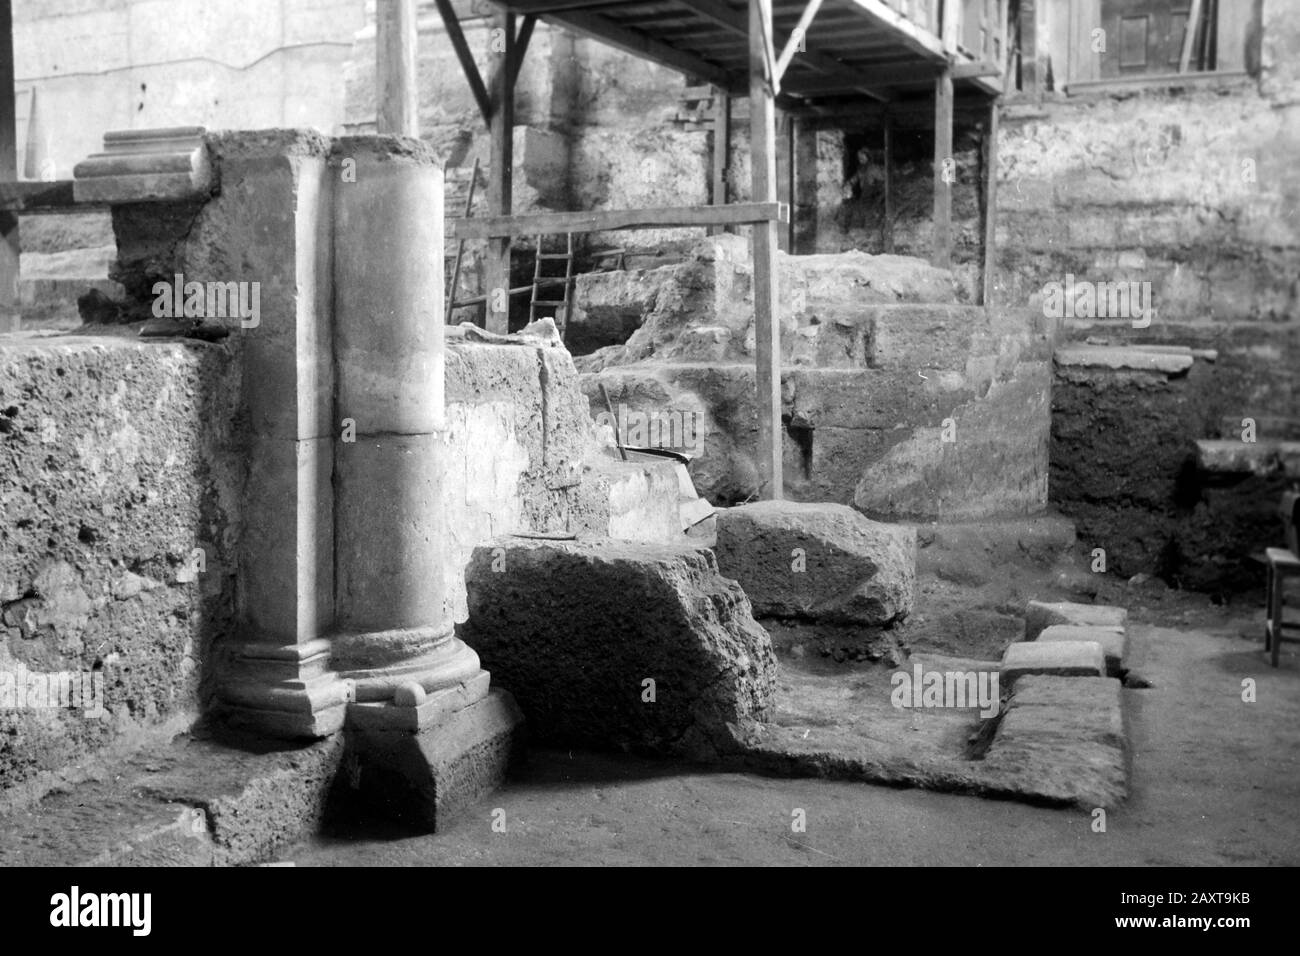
left=284, top=581, right=1300, bottom=866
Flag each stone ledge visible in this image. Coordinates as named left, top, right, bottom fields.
left=1024, top=600, right=1128, bottom=640
left=1054, top=345, right=1194, bottom=375
left=1197, top=438, right=1300, bottom=478
left=73, top=127, right=215, bottom=204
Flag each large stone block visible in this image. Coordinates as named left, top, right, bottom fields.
left=713, top=500, right=916, bottom=625
left=459, top=539, right=777, bottom=759
left=1002, top=640, right=1105, bottom=686
left=1024, top=600, right=1128, bottom=640
left=1036, top=624, right=1127, bottom=677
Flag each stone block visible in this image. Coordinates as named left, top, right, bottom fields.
left=345, top=688, right=524, bottom=831
left=73, top=127, right=215, bottom=204
left=714, top=500, right=915, bottom=625
left=1036, top=624, right=1127, bottom=677
left=1001, top=640, right=1105, bottom=685
left=1024, top=600, right=1128, bottom=640
left=459, top=539, right=777, bottom=758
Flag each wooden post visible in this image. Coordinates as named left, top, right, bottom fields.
left=775, top=111, right=791, bottom=253
left=932, top=64, right=953, bottom=269
left=882, top=115, right=894, bottom=254
left=750, top=0, right=782, bottom=500
left=486, top=9, right=515, bottom=334
left=0, top=0, right=17, bottom=333
left=376, top=0, right=419, bottom=136
left=709, top=89, right=730, bottom=235
left=981, top=98, right=999, bottom=306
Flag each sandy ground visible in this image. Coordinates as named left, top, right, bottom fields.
left=285, top=592, right=1300, bottom=866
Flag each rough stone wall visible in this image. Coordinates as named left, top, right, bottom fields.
left=577, top=236, right=1054, bottom=518
left=0, top=331, right=244, bottom=792
left=1051, top=356, right=1292, bottom=592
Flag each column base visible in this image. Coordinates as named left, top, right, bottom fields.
left=219, top=638, right=354, bottom=740
left=342, top=688, right=525, bottom=832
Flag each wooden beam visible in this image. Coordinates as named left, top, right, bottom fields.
left=882, top=116, right=894, bottom=253
left=1179, top=0, right=1205, bottom=73
left=775, top=0, right=827, bottom=82
left=538, top=7, right=737, bottom=89
left=510, top=14, right=537, bottom=89
left=931, top=64, right=953, bottom=269
left=981, top=97, right=999, bottom=305
left=486, top=8, right=515, bottom=333
left=843, top=0, right=948, bottom=61
left=376, top=0, right=419, bottom=136
left=435, top=0, right=493, bottom=125
left=709, top=89, right=731, bottom=236
left=449, top=201, right=789, bottom=239
left=0, top=0, right=17, bottom=333
left=677, top=0, right=886, bottom=101
left=750, top=0, right=783, bottom=501
left=0, top=180, right=84, bottom=213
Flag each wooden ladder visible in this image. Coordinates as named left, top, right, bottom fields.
left=528, top=232, right=575, bottom=337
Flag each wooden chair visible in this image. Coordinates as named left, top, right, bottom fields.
left=1265, top=491, right=1300, bottom=666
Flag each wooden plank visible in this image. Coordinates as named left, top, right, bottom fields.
left=1216, top=0, right=1252, bottom=73
left=435, top=0, right=493, bottom=125
left=931, top=64, right=953, bottom=269
left=449, top=201, right=790, bottom=239
left=0, top=0, right=18, bottom=333
left=486, top=8, right=515, bottom=333
left=981, top=98, right=998, bottom=306
left=751, top=0, right=783, bottom=500
left=709, top=89, right=731, bottom=236
left=376, top=0, right=419, bottom=136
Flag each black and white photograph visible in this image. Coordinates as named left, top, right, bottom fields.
left=0, top=0, right=1293, bottom=908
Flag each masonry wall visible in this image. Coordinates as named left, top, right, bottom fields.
left=0, top=331, right=244, bottom=793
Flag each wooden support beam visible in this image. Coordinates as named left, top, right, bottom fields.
left=843, top=0, right=948, bottom=61
left=538, top=6, right=736, bottom=90
left=449, top=201, right=789, bottom=240
left=709, top=89, right=731, bottom=236
left=486, top=7, right=515, bottom=333
left=775, top=0, right=826, bottom=82
left=882, top=116, right=894, bottom=253
left=981, top=97, right=999, bottom=305
left=750, top=0, right=783, bottom=501
left=0, top=180, right=84, bottom=213
left=0, top=0, right=18, bottom=333
left=931, top=64, right=953, bottom=269
left=376, top=0, right=419, bottom=136
left=677, top=0, right=886, bottom=101
left=1179, top=0, right=1205, bottom=73
left=435, top=0, right=493, bottom=125
left=511, top=14, right=537, bottom=89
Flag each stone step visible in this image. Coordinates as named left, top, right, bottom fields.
left=0, top=730, right=342, bottom=867
left=1036, top=624, right=1127, bottom=677
left=1054, top=345, right=1194, bottom=375
left=1002, top=640, right=1106, bottom=686
left=1024, top=600, right=1128, bottom=640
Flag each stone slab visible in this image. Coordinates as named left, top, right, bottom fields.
left=1037, top=624, right=1127, bottom=676
left=1002, top=640, right=1105, bottom=684
left=1024, top=600, right=1128, bottom=640
left=1054, top=345, right=1193, bottom=375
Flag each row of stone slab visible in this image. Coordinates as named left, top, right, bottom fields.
left=1002, top=600, right=1129, bottom=684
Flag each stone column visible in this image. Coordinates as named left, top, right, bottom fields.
left=328, top=137, right=484, bottom=718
